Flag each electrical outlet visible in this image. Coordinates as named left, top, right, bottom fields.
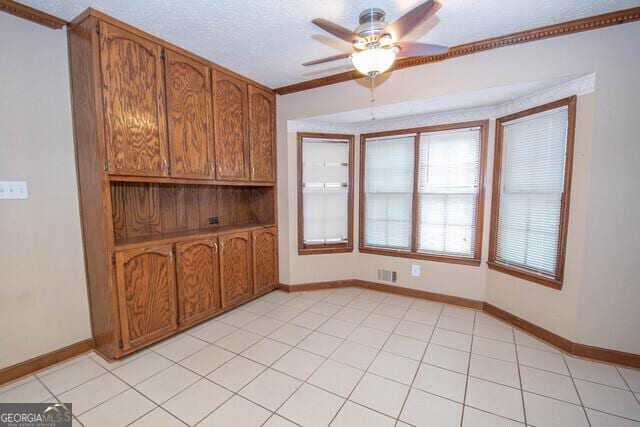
left=411, top=264, right=421, bottom=277
left=208, top=216, right=219, bottom=224
left=0, top=181, right=28, bottom=199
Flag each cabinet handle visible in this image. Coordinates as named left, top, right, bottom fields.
left=220, top=242, right=224, bottom=252
left=163, top=158, right=168, bottom=172
left=210, top=162, right=215, bottom=176
left=213, top=242, right=218, bottom=253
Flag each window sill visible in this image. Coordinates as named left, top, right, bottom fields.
left=487, top=261, right=562, bottom=290
left=298, top=244, right=353, bottom=255
left=359, top=246, right=481, bottom=266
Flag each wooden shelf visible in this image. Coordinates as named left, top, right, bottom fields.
left=109, top=175, right=275, bottom=187
left=114, top=223, right=275, bottom=250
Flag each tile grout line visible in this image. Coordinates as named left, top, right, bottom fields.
left=36, top=287, right=640, bottom=426
left=263, top=288, right=381, bottom=426
left=617, top=366, right=640, bottom=406
left=325, top=293, right=411, bottom=426
left=512, top=326, right=528, bottom=426
left=394, top=300, right=443, bottom=426
left=79, top=291, right=296, bottom=426
left=126, top=291, right=300, bottom=426
left=560, top=353, right=592, bottom=427
left=458, top=306, right=476, bottom=427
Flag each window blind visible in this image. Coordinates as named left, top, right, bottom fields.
left=364, top=135, right=415, bottom=249
left=302, top=138, right=349, bottom=245
left=496, top=106, right=569, bottom=276
left=417, top=128, right=481, bottom=257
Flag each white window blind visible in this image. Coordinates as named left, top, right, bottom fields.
left=302, top=138, right=349, bottom=245
left=496, top=106, right=569, bottom=276
left=364, top=135, right=415, bottom=249
left=417, top=128, right=481, bottom=257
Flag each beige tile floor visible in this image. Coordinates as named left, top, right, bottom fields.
left=1, top=287, right=639, bottom=426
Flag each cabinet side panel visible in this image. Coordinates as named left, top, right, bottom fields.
left=68, top=17, right=118, bottom=358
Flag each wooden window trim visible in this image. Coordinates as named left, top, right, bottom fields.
left=358, top=120, right=488, bottom=266
left=298, top=132, right=355, bottom=255
left=488, top=96, right=577, bottom=290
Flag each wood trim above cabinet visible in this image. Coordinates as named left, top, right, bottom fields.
left=275, top=7, right=640, bottom=95
left=69, top=8, right=273, bottom=94
left=0, top=0, right=67, bottom=29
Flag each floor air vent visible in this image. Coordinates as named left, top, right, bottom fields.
left=377, top=269, right=397, bottom=283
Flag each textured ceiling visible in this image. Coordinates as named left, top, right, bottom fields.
left=20, top=0, right=640, bottom=88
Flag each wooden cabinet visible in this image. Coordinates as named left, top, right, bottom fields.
left=99, top=22, right=169, bottom=177
left=175, top=239, right=220, bottom=326
left=252, top=227, right=278, bottom=294
left=69, top=11, right=278, bottom=360
left=165, top=50, right=215, bottom=179
left=114, top=245, right=177, bottom=351
left=213, top=71, right=250, bottom=181
left=219, top=232, right=253, bottom=308
left=248, top=86, right=276, bottom=182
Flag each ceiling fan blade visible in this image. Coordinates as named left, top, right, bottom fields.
left=387, top=0, right=440, bottom=42
left=312, top=18, right=362, bottom=43
left=395, top=42, right=448, bottom=58
left=302, top=53, right=351, bottom=66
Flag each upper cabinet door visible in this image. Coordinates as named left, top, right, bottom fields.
left=99, top=23, right=169, bottom=177
left=114, top=245, right=177, bottom=351
left=248, top=86, right=276, bottom=182
left=212, top=71, right=249, bottom=181
left=252, top=227, right=278, bottom=294
left=219, top=232, right=252, bottom=309
left=176, top=239, right=219, bottom=327
left=165, top=51, right=214, bottom=179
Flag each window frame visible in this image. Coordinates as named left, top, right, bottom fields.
left=488, top=96, right=576, bottom=289
left=297, top=132, right=355, bottom=255
left=359, top=120, right=488, bottom=266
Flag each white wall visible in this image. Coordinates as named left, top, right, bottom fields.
left=277, top=23, right=640, bottom=354
left=0, top=13, right=92, bottom=369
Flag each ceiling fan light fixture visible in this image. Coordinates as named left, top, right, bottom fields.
left=351, top=47, right=397, bottom=78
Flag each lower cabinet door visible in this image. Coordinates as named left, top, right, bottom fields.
left=114, top=245, right=177, bottom=351
left=252, top=227, right=278, bottom=294
left=219, top=232, right=253, bottom=309
left=176, top=239, right=220, bottom=327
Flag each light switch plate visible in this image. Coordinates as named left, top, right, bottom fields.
left=0, top=181, right=29, bottom=199
left=411, top=264, right=421, bottom=277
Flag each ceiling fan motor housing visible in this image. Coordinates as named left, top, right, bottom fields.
left=356, top=8, right=388, bottom=43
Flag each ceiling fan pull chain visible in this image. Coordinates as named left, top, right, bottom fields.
left=370, top=77, right=376, bottom=121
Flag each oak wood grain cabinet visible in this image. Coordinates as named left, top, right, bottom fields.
left=114, top=245, right=177, bottom=351
left=99, top=22, right=169, bottom=177
left=248, top=86, right=276, bottom=182
left=252, top=227, right=278, bottom=294
left=165, top=50, right=215, bottom=179
left=213, top=71, right=250, bottom=181
left=219, top=231, right=253, bottom=309
left=68, top=9, right=278, bottom=360
left=175, top=239, right=220, bottom=327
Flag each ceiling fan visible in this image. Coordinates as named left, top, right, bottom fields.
left=303, top=0, right=448, bottom=78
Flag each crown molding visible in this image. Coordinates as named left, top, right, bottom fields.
left=0, top=0, right=67, bottom=29
left=275, top=7, right=640, bottom=95
left=288, top=73, right=595, bottom=135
